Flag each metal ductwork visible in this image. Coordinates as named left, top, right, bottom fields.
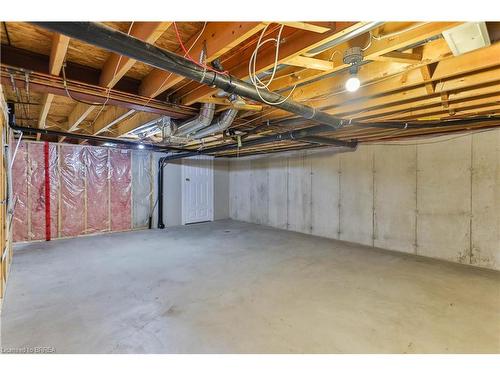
left=33, top=22, right=345, bottom=129
left=173, top=102, right=216, bottom=137
left=172, top=46, right=217, bottom=137
left=192, top=107, right=239, bottom=139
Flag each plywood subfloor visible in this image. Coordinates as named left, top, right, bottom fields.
left=1, top=220, right=499, bottom=353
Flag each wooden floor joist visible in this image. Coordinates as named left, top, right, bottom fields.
left=0, top=21, right=499, bottom=156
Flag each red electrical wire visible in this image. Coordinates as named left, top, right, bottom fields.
left=43, top=141, right=51, bottom=241
left=173, top=22, right=229, bottom=76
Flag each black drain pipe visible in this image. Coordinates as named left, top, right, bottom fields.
left=9, top=123, right=189, bottom=153
left=157, top=157, right=166, bottom=229
left=32, top=22, right=345, bottom=129
left=158, top=124, right=358, bottom=161
left=154, top=114, right=500, bottom=161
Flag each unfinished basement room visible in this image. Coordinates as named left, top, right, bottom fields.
left=0, top=6, right=499, bottom=362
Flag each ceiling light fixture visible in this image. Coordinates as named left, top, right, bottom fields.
left=138, top=144, right=145, bottom=149
left=345, top=75, right=361, bottom=92
left=343, top=47, right=363, bottom=92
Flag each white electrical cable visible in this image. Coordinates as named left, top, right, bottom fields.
left=9, top=131, right=22, bottom=170
left=250, top=24, right=284, bottom=89
left=361, top=31, right=373, bottom=51
left=248, top=24, right=297, bottom=106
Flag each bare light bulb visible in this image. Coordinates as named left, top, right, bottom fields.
left=345, top=76, right=361, bottom=92
left=138, top=144, right=145, bottom=149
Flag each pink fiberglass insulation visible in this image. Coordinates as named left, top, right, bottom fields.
left=12, top=141, right=139, bottom=242
left=110, top=149, right=132, bottom=231
left=60, top=145, right=85, bottom=237
left=82, top=147, right=109, bottom=233
left=12, top=141, right=28, bottom=242
left=27, top=143, right=46, bottom=241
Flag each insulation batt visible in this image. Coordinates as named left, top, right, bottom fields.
left=11, top=141, right=152, bottom=242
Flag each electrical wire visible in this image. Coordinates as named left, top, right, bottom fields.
left=8, top=72, right=29, bottom=125
left=172, top=22, right=228, bottom=76
left=106, top=22, right=209, bottom=137
left=250, top=24, right=282, bottom=89
left=328, top=50, right=342, bottom=61
left=62, top=63, right=106, bottom=106
left=155, top=22, right=208, bottom=98
left=361, top=31, right=373, bottom=51
left=248, top=23, right=297, bottom=105
left=3, top=22, right=11, bottom=45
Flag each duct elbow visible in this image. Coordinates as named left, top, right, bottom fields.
left=192, top=108, right=238, bottom=140
left=174, top=102, right=216, bottom=137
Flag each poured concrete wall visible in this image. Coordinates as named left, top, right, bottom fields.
left=229, top=129, right=500, bottom=270
left=214, top=158, right=230, bottom=220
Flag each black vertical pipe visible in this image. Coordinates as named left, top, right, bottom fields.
left=157, top=157, right=166, bottom=229
left=7, top=102, right=15, bottom=126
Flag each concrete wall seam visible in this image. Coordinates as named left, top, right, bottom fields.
left=228, top=130, right=500, bottom=271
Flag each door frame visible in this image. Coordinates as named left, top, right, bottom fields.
left=181, top=155, right=214, bottom=225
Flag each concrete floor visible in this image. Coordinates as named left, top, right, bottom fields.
left=1, top=219, right=499, bottom=353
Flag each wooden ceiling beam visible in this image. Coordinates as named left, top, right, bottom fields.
left=420, top=64, right=436, bottom=94
left=67, top=22, right=173, bottom=140
left=235, top=60, right=450, bottom=125
left=66, top=102, right=95, bottom=132
left=49, top=33, right=70, bottom=76
left=237, top=43, right=500, bottom=126
left=275, top=65, right=500, bottom=124
left=1, top=70, right=194, bottom=118
left=296, top=41, right=500, bottom=109
left=265, top=22, right=460, bottom=94
left=115, top=112, right=160, bottom=137
left=379, top=96, right=500, bottom=121
left=346, top=81, right=500, bottom=121
left=99, top=22, right=172, bottom=89
left=176, top=21, right=361, bottom=105
left=92, top=106, right=135, bottom=135
left=370, top=50, right=423, bottom=64
left=37, top=33, right=70, bottom=140
left=284, top=55, right=334, bottom=71
left=361, top=91, right=500, bottom=122
left=441, top=92, right=450, bottom=109
left=279, top=22, right=332, bottom=34
left=138, top=22, right=267, bottom=99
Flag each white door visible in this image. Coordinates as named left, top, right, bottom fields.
left=182, top=155, right=214, bottom=224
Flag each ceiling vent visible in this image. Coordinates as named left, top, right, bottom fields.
left=442, top=22, right=491, bottom=56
